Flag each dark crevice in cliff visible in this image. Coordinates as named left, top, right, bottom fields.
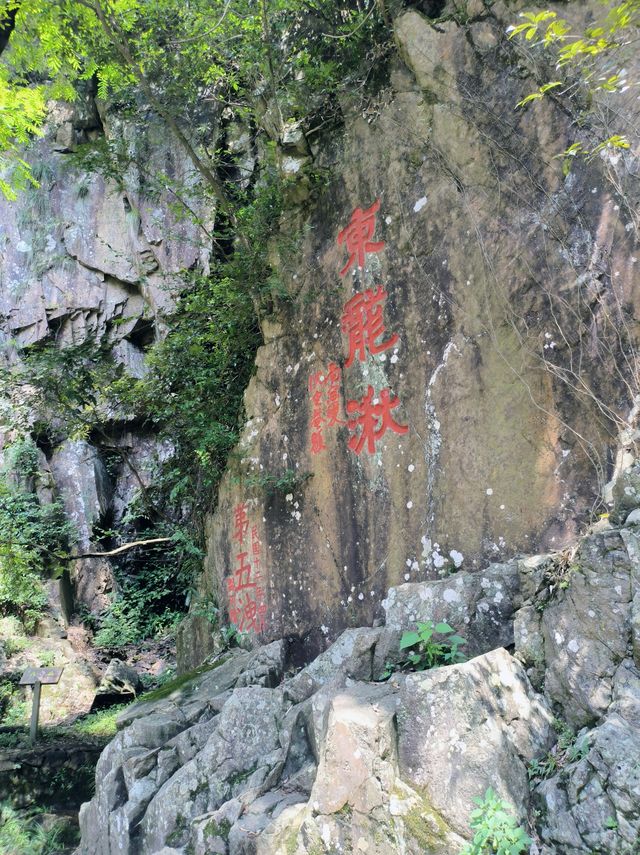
left=124, top=317, right=156, bottom=351
left=407, top=0, right=447, bottom=19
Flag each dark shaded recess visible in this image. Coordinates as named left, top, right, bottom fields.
left=285, top=626, right=329, bottom=669
left=210, top=205, right=235, bottom=263
left=403, top=0, right=447, bottom=18
left=0, top=739, right=101, bottom=810
left=91, top=504, right=116, bottom=552
left=89, top=688, right=136, bottom=712
left=59, top=569, right=74, bottom=624
left=125, top=317, right=156, bottom=351
left=33, top=430, right=55, bottom=459
left=0, top=5, right=17, bottom=55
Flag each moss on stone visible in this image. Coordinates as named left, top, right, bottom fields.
left=401, top=790, right=452, bottom=850
left=228, top=762, right=258, bottom=787
left=138, top=655, right=230, bottom=703
left=204, top=818, right=231, bottom=841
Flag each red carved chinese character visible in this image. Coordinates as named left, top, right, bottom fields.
left=346, top=386, right=408, bottom=455
left=326, top=362, right=344, bottom=427
left=311, top=431, right=326, bottom=454
left=233, top=502, right=249, bottom=544
left=341, top=287, right=398, bottom=367
left=227, top=550, right=267, bottom=634
left=309, top=370, right=324, bottom=393
left=251, top=525, right=261, bottom=558
left=230, top=552, right=254, bottom=590
left=337, top=199, right=385, bottom=277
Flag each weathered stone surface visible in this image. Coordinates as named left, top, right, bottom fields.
left=397, top=647, right=553, bottom=837
left=0, top=739, right=103, bottom=810
left=381, top=562, right=521, bottom=657
left=49, top=440, right=111, bottom=550
left=612, top=461, right=640, bottom=523
left=77, top=629, right=557, bottom=855
left=537, top=660, right=640, bottom=854
left=194, top=0, right=640, bottom=660
left=539, top=529, right=633, bottom=727
left=49, top=439, right=115, bottom=611
left=92, top=660, right=143, bottom=711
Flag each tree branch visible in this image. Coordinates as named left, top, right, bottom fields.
left=70, top=537, right=172, bottom=559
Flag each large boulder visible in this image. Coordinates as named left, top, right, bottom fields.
left=516, top=529, right=634, bottom=727
left=91, top=660, right=144, bottom=711
left=397, top=647, right=554, bottom=838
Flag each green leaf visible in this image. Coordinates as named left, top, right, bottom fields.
left=434, top=621, right=454, bottom=634
left=399, top=631, right=421, bottom=649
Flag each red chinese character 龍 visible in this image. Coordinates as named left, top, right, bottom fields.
left=337, top=199, right=385, bottom=277
left=233, top=502, right=249, bottom=544
left=341, top=287, right=398, bottom=367
left=346, top=386, right=408, bottom=455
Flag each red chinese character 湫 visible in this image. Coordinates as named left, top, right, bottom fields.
left=341, top=287, right=398, bottom=367
left=233, top=502, right=249, bottom=544
left=227, top=550, right=267, bottom=634
left=346, top=386, right=408, bottom=455
left=337, top=199, right=385, bottom=277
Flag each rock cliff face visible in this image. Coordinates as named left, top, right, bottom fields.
left=0, top=91, right=213, bottom=610
left=76, top=479, right=640, bottom=854
left=186, top=1, right=640, bottom=659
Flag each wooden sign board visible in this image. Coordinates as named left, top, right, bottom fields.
left=19, top=667, right=63, bottom=686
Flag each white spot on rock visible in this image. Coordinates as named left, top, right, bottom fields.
left=449, top=550, right=464, bottom=568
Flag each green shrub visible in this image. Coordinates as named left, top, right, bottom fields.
left=69, top=705, right=129, bottom=740
left=0, top=439, right=73, bottom=632
left=0, top=802, right=76, bottom=854
left=398, top=621, right=467, bottom=671
left=93, top=531, right=201, bottom=648
left=459, top=788, right=531, bottom=855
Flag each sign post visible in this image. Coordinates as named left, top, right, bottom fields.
left=19, top=667, right=63, bottom=744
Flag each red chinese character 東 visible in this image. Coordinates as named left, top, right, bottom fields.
left=346, top=386, right=408, bottom=455
left=337, top=199, right=385, bottom=277
left=233, top=502, right=249, bottom=544
left=341, top=287, right=398, bottom=367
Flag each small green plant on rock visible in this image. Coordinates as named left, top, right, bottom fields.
left=398, top=621, right=467, bottom=671
left=528, top=717, right=590, bottom=784
left=459, top=788, right=532, bottom=855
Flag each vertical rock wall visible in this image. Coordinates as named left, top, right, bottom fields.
left=0, top=91, right=216, bottom=610
left=195, top=2, right=640, bottom=658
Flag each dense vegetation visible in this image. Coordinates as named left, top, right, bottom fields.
left=0, top=0, right=390, bottom=645
left=0, top=439, right=72, bottom=632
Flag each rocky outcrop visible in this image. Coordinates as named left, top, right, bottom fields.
left=77, top=470, right=640, bottom=854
